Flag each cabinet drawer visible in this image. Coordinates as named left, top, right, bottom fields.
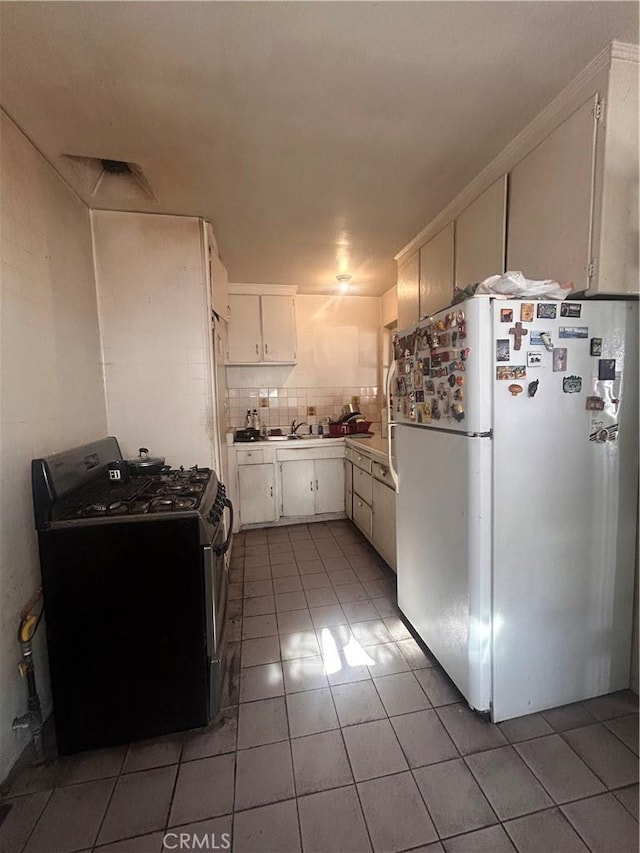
left=344, top=446, right=354, bottom=463
left=353, top=495, right=373, bottom=538
left=372, top=461, right=394, bottom=489
left=352, top=466, right=372, bottom=505
left=236, top=449, right=264, bottom=465
left=353, top=452, right=372, bottom=474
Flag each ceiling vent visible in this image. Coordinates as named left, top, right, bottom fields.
left=61, top=154, right=157, bottom=204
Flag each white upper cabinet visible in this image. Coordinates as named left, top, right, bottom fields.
left=419, top=222, right=454, bottom=318
left=227, top=294, right=263, bottom=363
left=227, top=291, right=297, bottom=364
left=205, top=221, right=229, bottom=320
left=261, top=295, right=296, bottom=362
left=455, top=176, right=507, bottom=289
left=507, top=96, right=598, bottom=292
left=397, top=252, right=420, bottom=331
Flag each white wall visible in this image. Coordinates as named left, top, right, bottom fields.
left=0, top=113, right=107, bottom=780
left=92, top=211, right=216, bottom=469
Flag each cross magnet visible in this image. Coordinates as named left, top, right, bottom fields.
left=509, top=321, right=528, bottom=351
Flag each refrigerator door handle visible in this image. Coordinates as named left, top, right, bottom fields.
left=385, top=359, right=399, bottom=492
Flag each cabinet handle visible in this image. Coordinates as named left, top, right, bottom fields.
left=310, top=481, right=314, bottom=491
left=255, top=343, right=259, bottom=355
left=265, top=343, right=269, bottom=354
left=315, top=479, right=319, bottom=490
left=270, top=486, right=273, bottom=497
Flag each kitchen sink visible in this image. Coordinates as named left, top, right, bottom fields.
left=264, top=434, right=325, bottom=441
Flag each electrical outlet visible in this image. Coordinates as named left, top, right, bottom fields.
left=351, top=395, right=360, bottom=406
left=307, top=406, right=316, bottom=416
left=259, top=397, right=269, bottom=407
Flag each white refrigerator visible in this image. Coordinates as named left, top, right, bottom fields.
left=387, top=295, right=638, bottom=721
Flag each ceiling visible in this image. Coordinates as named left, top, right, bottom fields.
left=1, top=2, right=638, bottom=296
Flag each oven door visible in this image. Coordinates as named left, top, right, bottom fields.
left=203, top=498, right=233, bottom=717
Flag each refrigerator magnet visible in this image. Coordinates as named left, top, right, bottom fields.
left=437, top=383, right=449, bottom=399
left=431, top=354, right=442, bottom=368
left=451, top=403, right=465, bottom=422
left=540, top=332, right=554, bottom=351
left=590, top=338, right=603, bottom=356
left=520, top=303, right=534, bottom=322
left=509, top=322, right=528, bottom=350
left=415, top=390, right=424, bottom=403
left=448, top=374, right=456, bottom=387
left=508, top=384, right=524, bottom=397
left=560, top=302, right=582, bottom=318
left=497, top=365, right=526, bottom=380
left=425, top=380, right=435, bottom=395
left=422, top=358, right=431, bottom=375
left=422, top=401, right=432, bottom=421
left=496, top=339, right=510, bottom=362
left=586, top=396, right=605, bottom=411
left=456, top=375, right=465, bottom=386
left=500, top=308, right=513, bottom=323
left=559, top=326, right=589, bottom=339
left=537, top=303, right=557, bottom=319
left=562, top=375, right=582, bottom=393
left=552, top=348, right=567, bottom=372
left=527, top=351, right=542, bottom=367
left=431, top=399, right=441, bottom=420
left=598, top=359, right=616, bottom=380
left=454, top=387, right=464, bottom=401
left=461, top=347, right=470, bottom=361
left=528, top=379, right=539, bottom=398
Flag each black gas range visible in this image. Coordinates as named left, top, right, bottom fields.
left=32, top=436, right=233, bottom=754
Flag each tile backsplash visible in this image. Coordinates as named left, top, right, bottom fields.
left=227, top=386, right=380, bottom=433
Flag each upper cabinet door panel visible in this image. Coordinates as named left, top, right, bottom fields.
left=419, top=222, right=454, bottom=317
left=507, top=96, right=598, bottom=291
left=227, top=294, right=262, bottom=362
left=261, top=295, right=297, bottom=362
left=455, top=176, right=507, bottom=289
left=397, top=252, right=420, bottom=331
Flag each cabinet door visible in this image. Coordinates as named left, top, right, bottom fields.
left=238, top=464, right=276, bottom=525
left=352, top=466, right=373, bottom=505
left=397, top=252, right=420, bottom=331
left=314, top=458, right=345, bottom=514
left=353, top=495, right=373, bottom=538
left=227, top=294, right=261, bottom=363
left=261, top=295, right=297, bottom=362
left=281, top=459, right=315, bottom=517
left=419, top=222, right=454, bottom=317
left=372, top=479, right=397, bottom=571
left=507, top=96, right=598, bottom=291
left=344, top=460, right=353, bottom=520
left=455, top=176, right=507, bottom=289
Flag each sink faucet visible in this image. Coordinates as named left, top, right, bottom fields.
left=290, top=420, right=308, bottom=436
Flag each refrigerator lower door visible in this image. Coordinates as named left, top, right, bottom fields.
left=396, top=424, right=492, bottom=712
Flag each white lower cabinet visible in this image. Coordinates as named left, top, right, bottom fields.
left=344, top=458, right=353, bottom=520
left=280, top=459, right=315, bottom=517
left=280, top=456, right=345, bottom=517
left=372, top=478, right=397, bottom=570
left=237, top=463, right=277, bottom=525
left=353, top=495, right=373, bottom=538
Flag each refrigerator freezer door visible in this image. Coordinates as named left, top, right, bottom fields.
left=396, top=424, right=492, bottom=712
left=491, top=300, right=639, bottom=721
left=393, top=297, right=493, bottom=434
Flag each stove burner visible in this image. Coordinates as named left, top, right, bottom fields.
left=150, top=495, right=198, bottom=512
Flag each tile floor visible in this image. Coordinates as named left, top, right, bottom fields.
left=1, top=520, right=638, bottom=853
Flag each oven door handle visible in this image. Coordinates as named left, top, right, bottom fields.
left=214, top=498, right=234, bottom=557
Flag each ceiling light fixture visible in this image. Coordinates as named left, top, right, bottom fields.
left=336, top=273, right=352, bottom=292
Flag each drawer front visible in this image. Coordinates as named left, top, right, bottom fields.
left=353, top=495, right=373, bottom=538
left=372, top=460, right=394, bottom=489
left=353, top=452, right=372, bottom=474
left=344, top=446, right=354, bottom=463
left=236, top=449, right=264, bottom=465
left=277, top=445, right=344, bottom=462
left=352, top=466, right=372, bottom=505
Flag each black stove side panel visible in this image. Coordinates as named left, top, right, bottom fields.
left=38, top=518, right=208, bottom=754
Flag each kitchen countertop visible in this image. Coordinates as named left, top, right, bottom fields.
left=226, top=431, right=390, bottom=463
left=345, top=434, right=391, bottom=464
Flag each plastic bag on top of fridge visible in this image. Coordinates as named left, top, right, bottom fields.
left=475, top=270, right=572, bottom=300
